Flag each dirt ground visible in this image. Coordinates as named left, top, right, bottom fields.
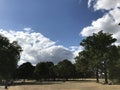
left=5, top=80, right=120, bottom=90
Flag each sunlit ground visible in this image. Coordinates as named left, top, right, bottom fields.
left=2, top=79, right=119, bottom=90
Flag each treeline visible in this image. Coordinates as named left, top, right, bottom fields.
left=1, top=30, right=120, bottom=84
left=13, top=59, right=94, bottom=81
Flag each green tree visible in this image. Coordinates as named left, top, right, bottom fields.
left=57, top=59, right=76, bottom=80
left=0, top=35, right=22, bottom=79
left=51, top=65, right=60, bottom=80
left=75, top=51, right=94, bottom=79
left=80, top=31, right=116, bottom=84
left=15, top=62, right=34, bottom=82
left=45, top=62, right=55, bottom=80
left=34, top=62, right=49, bottom=81
left=108, top=46, right=120, bottom=82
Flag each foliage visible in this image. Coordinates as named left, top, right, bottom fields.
left=56, top=59, right=76, bottom=80
left=34, top=61, right=54, bottom=80
left=108, top=46, right=120, bottom=82
left=14, top=62, right=35, bottom=81
left=75, top=51, right=94, bottom=78
left=0, top=35, right=22, bottom=79
left=79, top=31, right=117, bottom=83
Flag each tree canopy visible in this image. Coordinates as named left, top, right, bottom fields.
left=77, top=31, right=118, bottom=83
left=14, top=62, right=34, bottom=81
left=0, top=35, right=22, bottom=79
left=57, top=59, right=76, bottom=80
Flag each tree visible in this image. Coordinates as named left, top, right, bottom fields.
left=80, top=31, right=117, bottom=83
left=51, top=65, right=60, bottom=80
left=57, top=59, right=76, bottom=80
left=34, top=62, right=49, bottom=81
left=15, top=62, right=34, bottom=81
left=0, top=35, right=22, bottom=80
left=108, top=46, right=120, bottom=82
left=75, top=51, right=94, bottom=79
left=45, top=62, right=55, bottom=80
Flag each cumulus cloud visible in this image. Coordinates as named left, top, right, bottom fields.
left=88, top=0, right=120, bottom=11
left=68, top=46, right=83, bottom=63
left=0, top=28, right=77, bottom=65
left=81, top=0, right=120, bottom=45
left=69, top=46, right=83, bottom=55
left=81, top=14, right=120, bottom=36
left=88, top=0, right=95, bottom=8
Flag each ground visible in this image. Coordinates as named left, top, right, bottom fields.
left=1, top=80, right=120, bottom=90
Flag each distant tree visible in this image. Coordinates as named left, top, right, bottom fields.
left=45, top=62, right=55, bottom=80
left=51, top=65, right=60, bottom=80
left=57, top=59, right=76, bottom=80
left=80, top=31, right=117, bottom=83
left=15, top=62, right=34, bottom=82
left=46, top=62, right=54, bottom=68
left=34, top=62, right=49, bottom=81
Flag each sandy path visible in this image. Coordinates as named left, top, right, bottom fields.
left=8, top=81, right=120, bottom=90
left=0, top=86, right=7, bottom=90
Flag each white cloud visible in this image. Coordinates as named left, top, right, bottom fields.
left=81, top=14, right=120, bottom=36
left=81, top=0, right=120, bottom=45
left=69, top=46, right=83, bottom=55
left=0, top=28, right=77, bottom=65
left=88, top=0, right=120, bottom=11
left=69, top=46, right=83, bottom=63
left=23, top=27, right=33, bottom=32
left=88, top=0, right=95, bottom=8
left=109, top=8, right=120, bottom=24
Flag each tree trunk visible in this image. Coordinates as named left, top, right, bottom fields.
left=104, top=61, right=108, bottom=84
left=96, top=68, right=99, bottom=83
left=53, top=77, right=56, bottom=81
left=4, top=80, right=8, bottom=89
left=23, top=79, right=25, bottom=82
left=104, top=68, right=108, bottom=84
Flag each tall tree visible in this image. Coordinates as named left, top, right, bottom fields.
left=75, top=51, right=94, bottom=79
left=0, top=35, right=22, bottom=79
left=80, top=31, right=117, bottom=83
left=108, top=46, right=120, bottom=82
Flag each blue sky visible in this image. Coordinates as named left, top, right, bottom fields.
left=0, top=0, right=119, bottom=64
left=0, top=0, right=103, bottom=47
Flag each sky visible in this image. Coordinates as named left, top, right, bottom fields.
left=0, top=0, right=120, bottom=65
